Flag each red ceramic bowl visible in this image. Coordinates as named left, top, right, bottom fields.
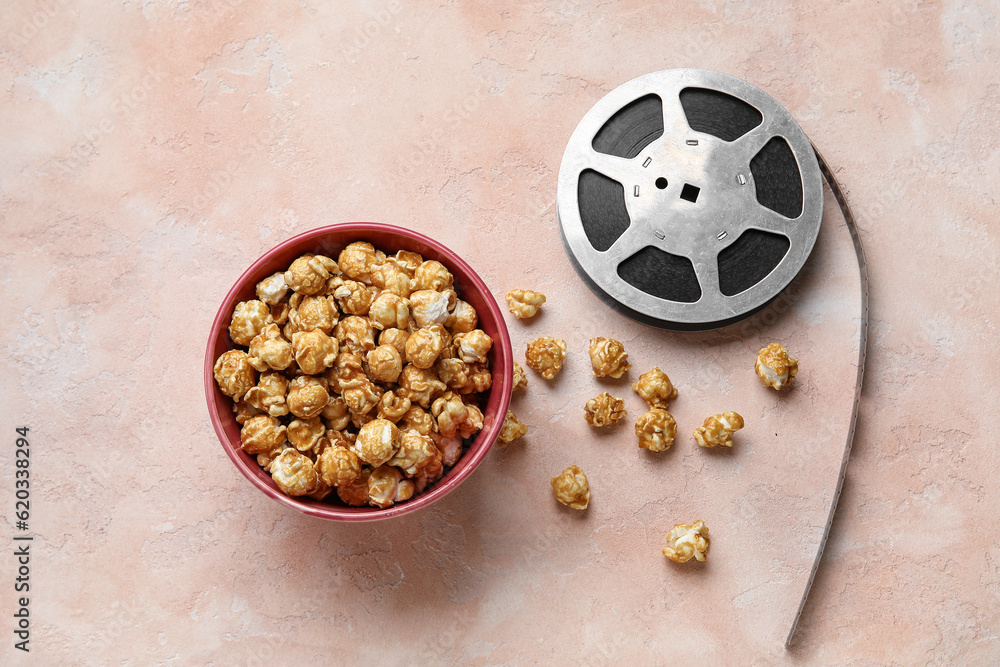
left=204, top=223, right=512, bottom=522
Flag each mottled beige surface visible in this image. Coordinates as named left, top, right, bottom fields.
left=2, top=1, right=999, bottom=664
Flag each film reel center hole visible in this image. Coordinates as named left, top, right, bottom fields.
left=680, top=183, right=700, bottom=202
left=655, top=177, right=668, bottom=189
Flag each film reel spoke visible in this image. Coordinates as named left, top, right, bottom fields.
left=583, top=149, right=639, bottom=188
left=730, top=119, right=782, bottom=166
left=745, top=204, right=793, bottom=235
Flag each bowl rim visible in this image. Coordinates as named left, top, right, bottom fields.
left=204, top=222, right=513, bottom=522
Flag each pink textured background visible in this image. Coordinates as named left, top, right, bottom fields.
left=2, top=1, right=998, bottom=663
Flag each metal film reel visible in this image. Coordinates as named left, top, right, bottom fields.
left=557, top=69, right=823, bottom=330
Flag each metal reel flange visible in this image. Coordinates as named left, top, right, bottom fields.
left=556, top=68, right=823, bottom=330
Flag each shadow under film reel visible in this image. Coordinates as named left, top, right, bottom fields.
left=557, top=69, right=823, bottom=331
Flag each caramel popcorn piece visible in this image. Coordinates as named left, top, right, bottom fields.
left=662, top=521, right=710, bottom=563
left=398, top=405, right=437, bottom=437
left=512, top=362, right=527, bottom=393
left=334, top=315, right=376, bottom=355
left=635, top=409, right=677, bottom=452
left=368, top=466, right=415, bottom=509
left=589, top=337, right=631, bottom=378
left=232, top=400, right=263, bottom=425
left=240, top=415, right=287, bottom=455
left=338, top=241, right=383, bottom=284
left=317, top=445, right=362, bottom=488
left=368, top=292, right=410, bottom=331
left=498, top=410, right=527, bottom=446
left=287, top=417, right=325, bottom=452
left=525, top=336, right=567, bottom=380
left=214, top=349, right=257, bottom=401
left=505, top=289, right=546, bottom=319
left=284, top=254, right=339, bottom=295
left=247, top=324, right=293, bottom=372
left=397, top=364, right=447, bottom=408
left=413, top=260, right=455, bottom=292
left=269, top=449, right=319, bottom=496
left=392, top=250, right=423, bottom=274
left=291, top=329, right=339, bottom=375
left=333, top=279, right=377, bottom=316
left=456, top=362, right=492, bottom=395
left=229, top=300, right=273, bottom=346
left=243, top=372, right=289, bottom=417
left=406, top=324, right=449, bottom=369
left=453, top=329, right=493, bottom=364
left=388, top=429, right=439, bottom=477
left=410, top=289, right=455, bottom=328
left=413, top=446, right=444, bottom=492
left=693, top=411, right=744, bottom=448
left=366, top=344, right=403, bottom=384
left=337, top=469, right=371, bottom=506
left=322, top=395, right=351, bottom=431
left=256, top=272, right=289, bottom=306
left=377, top=390, right=411, bottom=422
left=550, top=465, right=590, bottom=510
left=286, top=376, right=330, bottom=419
left=289, top=295, right=339, bottom=334
left=353, top=418, right=401, bottom=467
left=755, top=342, right=798, bottom=390
left=378, top=327, right=409, bottom=356
left=584, top=392, right=627, bottom=427
left=371, top=259, right=414, bottom=298
left=430, top=391, right=472, bottom=438
left=435, top=357, right=471, bottom=392
left=447, top=299, right=478, bottom=334
left=632, top=367, right=678, bottom=409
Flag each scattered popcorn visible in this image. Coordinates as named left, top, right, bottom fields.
left=216, top=242, right=491, bottom=508
left=755, top=342, right=798, bottom=390
left=505, top=289, right=546, bottom=319
left=662, top=521, right=710, bottom=563
left=635, top=409, right=677, bottom=452
left=588, top=337, right=631, bottom=378
left=498, top=410, right=527, bottom=445
left=632, top=367, right=678, bottom=409
left=550, top=465, right=590, bottom=510
left=525, top=336, right=567, bottom=380
left=693, top=411, right=744, bottom=448
left=512, top=362, right=528, bottom=393
left=584, top=391, right=628, bottom=427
